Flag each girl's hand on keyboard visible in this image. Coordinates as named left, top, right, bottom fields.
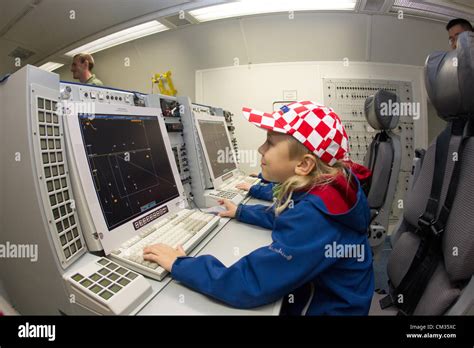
left=235, top=182, right=251, bottom=191
left=143, top=244, right=186, bottom=272
left=217, top=199, right=237, bottom=218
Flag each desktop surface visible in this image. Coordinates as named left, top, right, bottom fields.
left=138, top=197, right=282, bottom=315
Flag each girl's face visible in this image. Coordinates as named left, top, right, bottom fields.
left=258, top=132, right=300, bottom=183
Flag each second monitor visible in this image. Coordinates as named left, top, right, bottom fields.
left=194, top=113, right=260, bottom=206
left=195, top=115, right=238, bottom=188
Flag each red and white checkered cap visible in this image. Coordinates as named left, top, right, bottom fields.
left=242, top=101, right=349, bottom=166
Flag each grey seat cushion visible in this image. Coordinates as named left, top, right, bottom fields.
left=403, top=136, right=461, bottom=229
left=368, top=141, right=393, bottom=209
left=414, top=263, right=461, bottom=315
left=403, top=135, right=474, bottom=282
left=387, top=231, right=461, bottom=315
left=387, top=230, right=421, bottom=288
left=386, top=136, right=474, bottom=314
left=442, top=138, right=474, bottom=281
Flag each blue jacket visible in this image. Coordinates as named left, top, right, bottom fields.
left=249, top=182, right=274, bottom=201
left=248, top=173, right=274, bottom=201
left=172, top=174, right=374, bottom=315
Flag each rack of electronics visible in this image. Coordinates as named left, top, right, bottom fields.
left=0, top=65, right=255, bottom=316
left=323, top=78, right=415, bottom=224
left=145, top=95, right=254, bottom=208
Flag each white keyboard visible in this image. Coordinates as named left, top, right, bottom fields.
left=208, top=190, right=240, bottom=200
left=205, top=189, right=245, bottom=206
left=219, top=175, right=261, bottom=194
left=204, top=176, right=260, bottom=206
left=109, top=209, right=220, bottom=280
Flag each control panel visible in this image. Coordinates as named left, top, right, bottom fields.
left=158, top=97, right=192, bottom=192
left=60, top=84, right=135, bottom=105
left=323, top=78, right=415, bottom=223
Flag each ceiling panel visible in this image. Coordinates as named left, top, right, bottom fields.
left=0, top=0, right=190, bottom=72
left=3, top=0, right=188, bottom=49
left=0, top=0, right=35, bottom=27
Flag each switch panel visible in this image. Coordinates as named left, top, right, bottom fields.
left=324, top=79, right=415, bottom=223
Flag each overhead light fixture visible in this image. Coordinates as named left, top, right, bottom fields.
left=190, top=0, right=357, bottom=22
left=38, top=62, right=64, bottom=72
left=65, top=20, right=168, bottom=57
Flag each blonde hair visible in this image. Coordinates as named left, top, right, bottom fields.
left=73, top=53, right=95, bottom=71
left=273, top=136, right=351, bottom=216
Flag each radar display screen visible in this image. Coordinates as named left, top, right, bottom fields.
left=78, top=114, right=179, bottom=230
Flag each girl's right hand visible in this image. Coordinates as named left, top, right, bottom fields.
left=235, top=182, right=251, bottom=191
left=217, top=199, right=237, bottom=218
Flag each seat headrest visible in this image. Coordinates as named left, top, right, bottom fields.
left=424, top=31, right=474, bottom=120
left=364, top=89, right=400, bottom=130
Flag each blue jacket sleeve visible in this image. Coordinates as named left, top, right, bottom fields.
left=171, top=200, right=340, bottom=309
left=248, top=183, right=274, bottom=201
left=235, top=203, right=275, bottom=230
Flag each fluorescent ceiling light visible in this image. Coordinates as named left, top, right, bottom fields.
left=190, top=0, right=357, bottom=22
left=65, top=20, right=168, bottom=57
left=38, top=62, right=64, bottom=72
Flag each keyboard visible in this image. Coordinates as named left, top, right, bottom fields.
left=208, top=190, right=240, bottom=200
left=109, top=209, right=220, bottom=280
left=204, top=176, right=261, bottom=206
left=205, top=189, right=245, bottom=206
left=219, top=175, right=261, bottom=194
left=64, top=257, right=152, bottom=315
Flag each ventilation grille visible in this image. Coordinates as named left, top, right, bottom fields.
left=362, top=0, right=386, bottom=12
left=8, top=46, right=35, bottom=60
left=392, top=0, right=474, bottom=21
left=160, top=12, right=197, bottom=28
left=36, top=96, right=86, bottom=266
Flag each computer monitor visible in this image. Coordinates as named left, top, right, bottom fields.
left=64, top=103, right=185, bottom=253
left=194, top=114, right=240, bottom=189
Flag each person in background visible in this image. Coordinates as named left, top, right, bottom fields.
left=447, top=18, right=473, bottom=50
left=143, top=101, right=374, bottom=315
left=70, top=53, right=103, bottom=86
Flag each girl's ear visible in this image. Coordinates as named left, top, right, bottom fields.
left=294, top=154, right=316, bottom=176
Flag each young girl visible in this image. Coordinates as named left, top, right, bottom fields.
left=143, top=101, right=374, bottom=315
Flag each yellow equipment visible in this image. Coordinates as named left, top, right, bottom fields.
left=152, top=71, right=177, bottom=96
